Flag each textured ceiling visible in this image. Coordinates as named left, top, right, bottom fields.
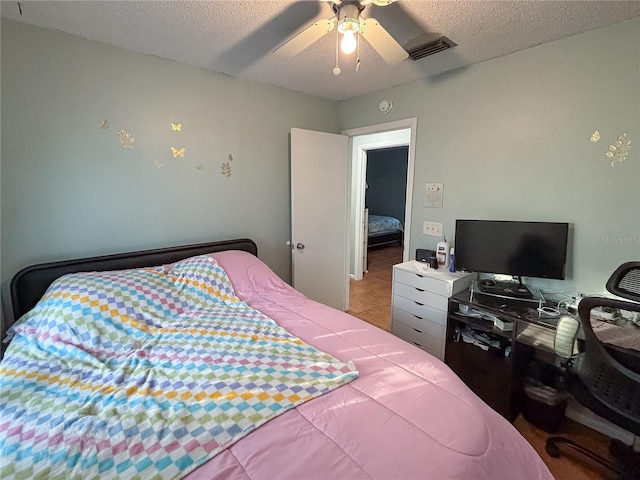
left=2, top=1, right=639, bottom=101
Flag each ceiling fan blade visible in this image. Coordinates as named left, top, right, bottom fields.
left=360, top=17, right=408, bottom=64
left=360, top=0, right=397, bottom=6
left=215, top=1, right=322, bottom=75
left=274, top=17, right=335, bottom=58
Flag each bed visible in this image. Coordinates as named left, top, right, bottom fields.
left=367, top=214, right=403, bottom=249
left=1, top=238, right=552, bottom=479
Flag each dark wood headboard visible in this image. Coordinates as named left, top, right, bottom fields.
left=8, top=238, right=257, bottom=329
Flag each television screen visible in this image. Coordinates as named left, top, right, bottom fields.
left=454, top=220, right=569, bottom=280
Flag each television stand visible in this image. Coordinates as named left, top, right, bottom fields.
left=445, top=290, right=555, bottom=420
left=477, top=279, right=533, bottom=299
left=471, top=280, right=545, bottom=310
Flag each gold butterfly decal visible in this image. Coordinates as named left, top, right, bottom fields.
left=171, top=123, right=182, bottom=132
left=171, top=147, right=186, bottom=158
left=590, top=131, right=600, bottom=142
left=116, top=129, right=135, bottom=149
left=101, top=120, right=110, bottom=129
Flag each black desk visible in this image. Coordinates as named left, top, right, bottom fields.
left=445, top=290, right=537, bottom=420
left=445, top=290, right=640, bottom=421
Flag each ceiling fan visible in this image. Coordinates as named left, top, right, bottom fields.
left=274, top=0, right=409, bottom=75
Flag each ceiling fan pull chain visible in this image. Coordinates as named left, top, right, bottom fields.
left=356, top=28, right=361, bottom=72
left=333, top=24, right=341, bottom=75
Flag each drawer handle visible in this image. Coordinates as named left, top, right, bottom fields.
left=413, top=328, right=423, bottom=333
left=414, top=301, right=424, bottom=306
left=415, top=288, right=425, bottom=292
left=411, top=341, right=422, bottom=347
left=413, top=314, right=424, bottom=320
left=416, top=274, right=424, bottom=278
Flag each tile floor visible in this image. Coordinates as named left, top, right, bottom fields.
left=346, top=245, right=401, bottom=331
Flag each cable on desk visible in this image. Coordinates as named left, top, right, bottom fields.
left=537, top=306, right=561, bottom=318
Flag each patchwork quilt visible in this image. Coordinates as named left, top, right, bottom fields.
left=0, top=255, right=359, bottom=479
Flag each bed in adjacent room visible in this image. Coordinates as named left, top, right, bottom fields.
left=0, top=238, right=552, bottom=479
left=367, top=213, right=403, bottom=248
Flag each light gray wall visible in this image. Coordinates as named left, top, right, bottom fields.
left=2, top=16, right=639, bottom=323
left=0, top=19, right=340, bottom=324
left=340, top=17, right=640, bottom=295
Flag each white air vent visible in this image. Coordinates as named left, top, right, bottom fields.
left=407, top=36, right=456, bottom=61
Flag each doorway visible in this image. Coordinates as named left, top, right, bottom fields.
left=347, top=146, right=408, bottom=331
left=343, top=118, right=416, bottom=328
left=288, top=120, right=414, bottom=313
left=363, top=146, right=408, bottom=273
left=345, top=122, right=415, bottom=281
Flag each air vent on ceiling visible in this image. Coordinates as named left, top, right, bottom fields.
left=406, top=36, right=457, bottom=61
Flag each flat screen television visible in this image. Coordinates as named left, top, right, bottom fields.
left=455, top=220, right=569, bottom=284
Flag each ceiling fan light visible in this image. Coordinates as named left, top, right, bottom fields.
left=338, top=19, right=359, bottom=34
left=337, top=4, right=361, bottom=34
left=340, top=31, right=357, bottom=54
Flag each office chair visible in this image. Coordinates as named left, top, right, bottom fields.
left=546, top=262, right=640, bottom=479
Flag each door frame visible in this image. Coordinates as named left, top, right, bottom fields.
left=343, top=118, right=417, bottom=280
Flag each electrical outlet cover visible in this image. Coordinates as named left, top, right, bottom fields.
left=423, top=221, right=443, bottom=236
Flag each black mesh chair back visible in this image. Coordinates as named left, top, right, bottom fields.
left=575, top=296, right=640, bottom=435
left=546, top=262, right=640, bottom=478
left=607, top=262, right=640, bottom=302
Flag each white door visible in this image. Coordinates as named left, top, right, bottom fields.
left=291, top=128, right=349, bottom=311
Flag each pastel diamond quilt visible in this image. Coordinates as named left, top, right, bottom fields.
left=0, top=255, right=359, bottom=479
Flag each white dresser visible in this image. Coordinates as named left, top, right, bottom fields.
left=391, top=261, right=475, bottom=360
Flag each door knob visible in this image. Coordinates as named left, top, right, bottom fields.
left=296, top=243, right=305, bottom=250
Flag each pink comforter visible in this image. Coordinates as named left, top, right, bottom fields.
left=186, top=250, right=552, bottom=480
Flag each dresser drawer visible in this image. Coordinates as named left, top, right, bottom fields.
left=392, top=320, right=444, bottom=359
left=392, top=282, right=448, bottom=311
left=392, top=307, right=445, bottom=338
left=393, top=295, right=448, bottom=326
left=394, top=268, right=468, bottom=297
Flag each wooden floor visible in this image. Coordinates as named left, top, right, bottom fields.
left=347, top=245, right=615, bottom=480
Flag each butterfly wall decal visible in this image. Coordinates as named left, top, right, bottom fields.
left=171, top=147, right=186, bottom=158
left=171, top=123, right=182, bottom=132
